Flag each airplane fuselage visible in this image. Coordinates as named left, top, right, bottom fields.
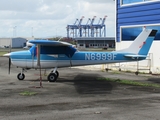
left=10, top=50, right=144, bottom=69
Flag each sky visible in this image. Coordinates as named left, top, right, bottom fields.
left=0, top=0, right=115, bottom=38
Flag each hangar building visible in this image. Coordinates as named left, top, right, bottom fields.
left=75, top=37, right=115, bottom=49
left=115, top=0, right=160, bottom=73
left=0, top=37, right=27, bottom=48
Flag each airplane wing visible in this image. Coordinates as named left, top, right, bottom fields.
left=29, top=40, right=73, bottom=46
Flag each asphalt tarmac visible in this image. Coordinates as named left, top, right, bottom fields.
left=0, top=57, right=160, bottom=120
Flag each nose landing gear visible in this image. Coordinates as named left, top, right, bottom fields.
left=17, top=73, right=25, bottom=80
left=17, top=68, right=26, bottom=80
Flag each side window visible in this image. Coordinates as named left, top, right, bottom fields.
left=29, top=45, right=37, bottom=56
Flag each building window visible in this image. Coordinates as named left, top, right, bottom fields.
left=121, top=25, right=160, bottom=41
left=122, top=0, right=142, bottom=4
left=121, top=0, right=160, bottom=6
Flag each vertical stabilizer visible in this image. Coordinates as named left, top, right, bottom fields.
left=118, top=29, right=157, bottom=55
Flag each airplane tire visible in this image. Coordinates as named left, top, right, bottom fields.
left=135, top=71, right=139, bottom=75
left=17, top=73, right=25, bottom=80
left=48, top=73, right=57, bottom=82
left=51, top=70, right=59, bottom=78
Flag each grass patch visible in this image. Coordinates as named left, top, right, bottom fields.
left=112, top=71, right=121, bottom=74
left=19, top=91, right=37, bottom=96
left=0, top=51, right=8, bottom=56
left=101, top=69, right=105, bottom=72
left=98, top=78, right=160, bottom=88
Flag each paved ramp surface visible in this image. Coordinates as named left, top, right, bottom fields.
left=0, top=57, right=160, bottom=120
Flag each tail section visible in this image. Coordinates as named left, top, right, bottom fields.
left=118, top=29, right=157, bottom=55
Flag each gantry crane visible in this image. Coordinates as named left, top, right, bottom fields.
left=67, top=16, right=107, bottom=38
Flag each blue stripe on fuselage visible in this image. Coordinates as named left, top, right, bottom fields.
left=10, top=50, right=145, bottom=63
left=42, top=52, right=144, bottom=61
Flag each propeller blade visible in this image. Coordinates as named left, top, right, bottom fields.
left=8, top=58, right=11, bottom=74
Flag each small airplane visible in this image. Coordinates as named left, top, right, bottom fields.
left=3, top=28, right=157, bottom=82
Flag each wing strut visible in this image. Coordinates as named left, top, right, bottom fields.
left=37, top=45, right=43, bottom=88
left=37, top=45, right=41, bottom=67
left=69, top=54, right=72, bottom=68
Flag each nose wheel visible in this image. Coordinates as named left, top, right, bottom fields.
left=47, top=70, right=59, bottom=82
left=17, top=73, right=25, bottom=80
left=17, top=68, right=26, bottom=80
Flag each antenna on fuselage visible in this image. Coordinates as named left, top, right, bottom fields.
left=58, top=37, right=63, bottom=41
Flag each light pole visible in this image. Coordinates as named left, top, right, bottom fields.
left=11, top=26, right=16, bottom=52
left=12, top=27, right=14, bottom=37
left=13, top=26, right=17, bottom=37
left=31, top=27, right=34, bottom=37
left=56, top=28, right=57, bottom=37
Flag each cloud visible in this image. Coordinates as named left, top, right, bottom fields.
left=0, top=0, right=115, bottom=37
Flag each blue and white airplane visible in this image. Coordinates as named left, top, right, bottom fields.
left=3, top=29, right=157, bottom=82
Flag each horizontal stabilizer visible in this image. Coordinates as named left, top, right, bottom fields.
left=124, top=54, right=147, bottom=58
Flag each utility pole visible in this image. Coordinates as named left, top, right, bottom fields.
left=13, top=26, right=17, bottom=37
left=31, top=27, right=34, bottom=37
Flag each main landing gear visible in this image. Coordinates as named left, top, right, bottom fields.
left=17, top=68, right=59, bottom=82
left=47, top=70, right=59, bottom=82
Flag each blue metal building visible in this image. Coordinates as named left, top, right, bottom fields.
left=116, top=0, right=160, bottom=73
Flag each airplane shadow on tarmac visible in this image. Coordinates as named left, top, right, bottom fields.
left=147, top=77, right=160, bottom=84
left=24, top=72, right=113, bottom=95
left=59, top=73, right=113, bottom=95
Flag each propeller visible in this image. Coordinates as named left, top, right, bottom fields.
left=3, top=53, right=11, bottom=74
left=8, top=58, right=11, bottom=74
